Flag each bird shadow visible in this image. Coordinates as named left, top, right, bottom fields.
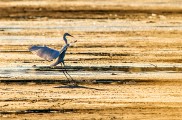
left=54, top=84, right=105, bottom=91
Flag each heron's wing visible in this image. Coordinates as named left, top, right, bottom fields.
left=29, top=45, right=60, bottom=61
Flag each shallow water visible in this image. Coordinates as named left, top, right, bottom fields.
left=1, top=20, right=182, bottom=32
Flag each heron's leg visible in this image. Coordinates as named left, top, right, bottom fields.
left=60, top=63, right=70, bottom=81
left=62, top=62, right=74, bottom=81
left=62, top=62, right=77, bottom=86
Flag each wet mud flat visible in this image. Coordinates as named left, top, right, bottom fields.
left=1, top=0, right=182, bottom=119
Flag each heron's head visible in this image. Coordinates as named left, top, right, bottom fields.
left=64, top=33, right=73, bottom=38
left=63, top=33, right=74, bottom=44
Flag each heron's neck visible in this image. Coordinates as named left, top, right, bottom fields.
left=63, top=35, right=68, bottom=44
left=60, top=44, right=69, bottom=51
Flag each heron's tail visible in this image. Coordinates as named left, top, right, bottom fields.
left=50, top=61, right=59, bottom=66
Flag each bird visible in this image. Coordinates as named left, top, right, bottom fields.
left=29, top=33, right=77, bottom=83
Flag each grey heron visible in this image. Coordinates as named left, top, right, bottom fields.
left=29, top=33, right=77, bottom=83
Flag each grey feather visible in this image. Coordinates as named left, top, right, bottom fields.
left=29, top=45, right=60, bottom=61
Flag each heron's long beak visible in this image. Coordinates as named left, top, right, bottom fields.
left=70, top=40, right=77, bottom=44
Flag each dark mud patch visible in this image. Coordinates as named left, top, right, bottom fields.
left=1, top=5, right=182, bottom=20
left=54, top=85, right=105, bottom=91
left=0, top=79, right=68, bottom=84
left=1, top=104, right=182, bottom=115
left=34, top=65, right=182, bottom=72
left=0, top=79, right=162, bottom=85
left=93, top=79, right=156, bottom=85
left=0, top=109, right=77, bottom=114
left=77, top=52, right=130, bottom=56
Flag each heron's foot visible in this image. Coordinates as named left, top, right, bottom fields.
left=67, top=80, right=78, bottom=86
left=50, top=66, right=56, bottom=69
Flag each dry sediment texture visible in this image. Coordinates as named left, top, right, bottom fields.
left=1, top=84, right=182, bottom=120
left=0, top=0, right=182, bottom=120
